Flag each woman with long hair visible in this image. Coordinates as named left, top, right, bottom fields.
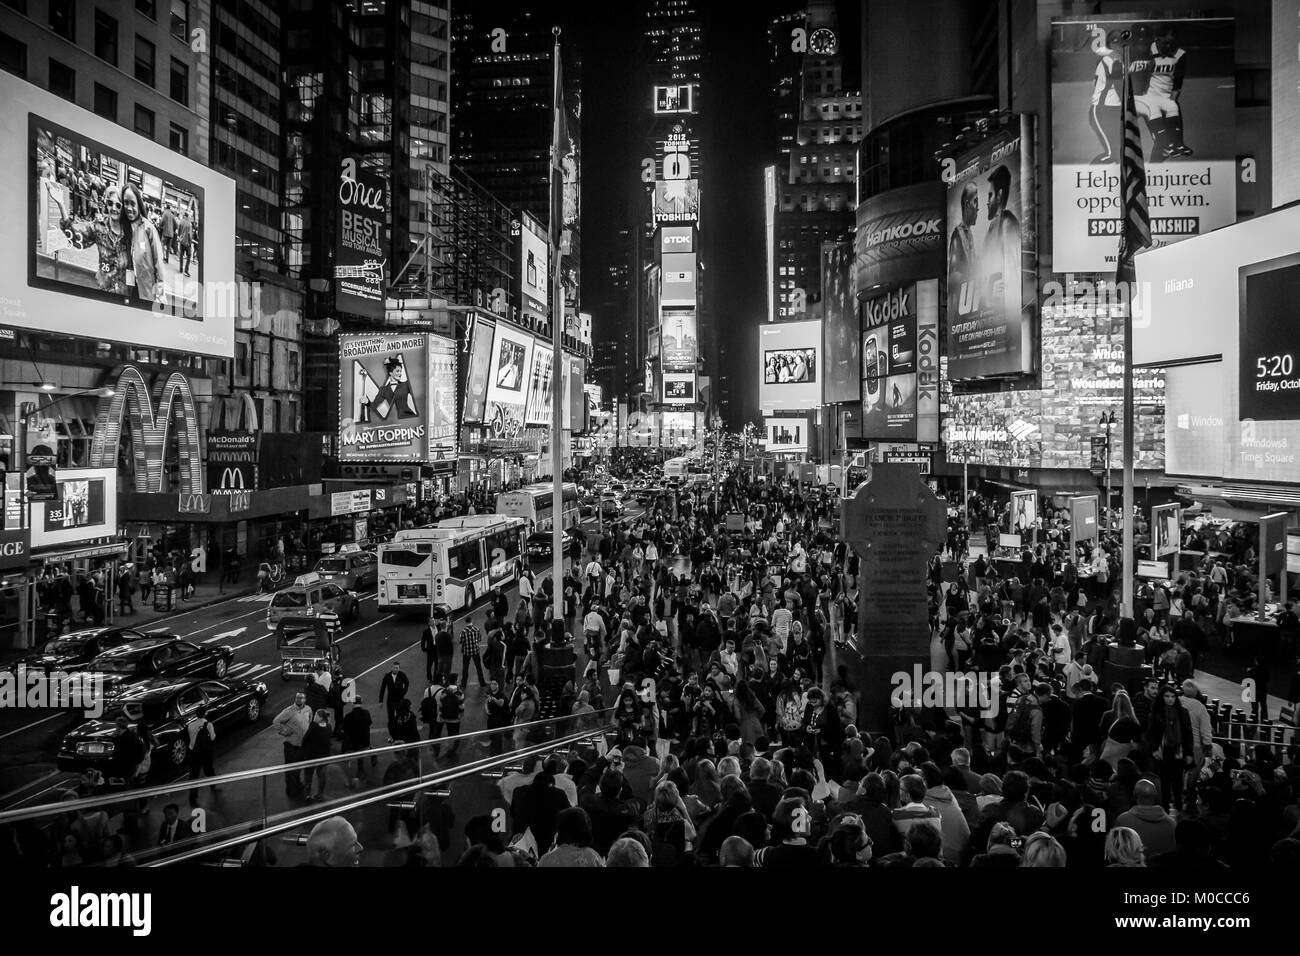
left=1099, top=689, right=1143, bottom=767
left=59, top=183, right=128, bottom=296
left=686, top=758, right=722, bottom=820
left=1105, top=826, right=1146, bottom=866
left=1145, top=683, right=1195, bottom=809
left=775, top=679, right=805, bottom=747
left=118, top=183, right=166, bottom=306
left=733, top=678, right=766, bottom=746
left=511, top=685, right=537, bottom=751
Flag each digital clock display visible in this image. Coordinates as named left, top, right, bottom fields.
left=1238, top=257, right=1300, bottom=422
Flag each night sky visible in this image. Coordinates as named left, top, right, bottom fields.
left=566, top=1, right=861, bottom=427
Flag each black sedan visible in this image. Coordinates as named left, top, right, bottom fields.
left=57, top=676, right=269, bottom=773
left=6, top=626, right=166, bottom=675
left=86, top=636, right=236, bottom=691
left=526, top=528, right=585, bottom=561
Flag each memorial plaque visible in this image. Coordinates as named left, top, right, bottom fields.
left=841, top=464, right=947, bottom=729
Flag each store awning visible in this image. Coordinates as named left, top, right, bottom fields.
left=33, top=540, right=129, bottom=563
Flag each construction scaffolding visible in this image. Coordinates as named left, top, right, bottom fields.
left=390, top=164, right=516, bottom=310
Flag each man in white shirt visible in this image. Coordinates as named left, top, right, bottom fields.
left=518, top=569, right=535, bottom=602
left=770, top=602, right=793, bottom=652
left=584, top=558, right=603, bottom=597
left=582, top=605, right=606, bottom=658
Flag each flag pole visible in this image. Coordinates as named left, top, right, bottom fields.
left=550, top=26, right=565, bottom=637
left=1119, top=34, right=1136, bottom=619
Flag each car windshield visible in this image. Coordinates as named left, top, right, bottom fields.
left=316, top=559, right=347, bottom=573
left=43, top=636, right=89, bottom=655
left=271, top=591, right=309, bottom=608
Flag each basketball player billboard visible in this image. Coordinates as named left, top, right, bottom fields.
left=1050, top=16, right=1236, bottom=274
left=338, top=333, right=458, bottom=462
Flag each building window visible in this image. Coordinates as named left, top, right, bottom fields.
left=169, top=0, right=188, bottom=40
left=94, top=9, right=118, bottom=66
left=169, top=57, right=188, bottom=105
left=0, top=32, right=25, bottom=78
left=49, top=0, right=75, bottom=41
left=235, top=342, right=249, bottom=377
left=134, top=104, right=155, bottom=138
left=93, top=83, right=118, bottom=121
left=168, top=122, right=188, bottom=154
left=134, top=35, right=155, bottom=85
left=288, top=350, right=300, bottom=386
left=48, top=59, right=75, bottom=100
left=136, top=0, right=156, bottom=18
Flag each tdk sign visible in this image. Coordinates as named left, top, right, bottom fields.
left=658, top=227, right=694, bottom=254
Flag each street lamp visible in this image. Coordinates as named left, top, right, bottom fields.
left=1099, top=410, right=1116, bottom=532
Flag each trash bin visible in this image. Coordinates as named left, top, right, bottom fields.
left=153, top=584, right=175, bottom=611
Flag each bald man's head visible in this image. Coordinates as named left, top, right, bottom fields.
left=960, top=182, right=979, bottom=226
left=306, top=817, right=361, bottom=867
left=720, top=835, right=754, bottom=867
left=1134, top=779, right=1160, bottom=806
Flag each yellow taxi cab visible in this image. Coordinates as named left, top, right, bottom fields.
left=313, top=544, right=378, bottom=592
left=266, top=572, right=360, bottom=628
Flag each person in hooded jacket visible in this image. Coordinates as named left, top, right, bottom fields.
left=919, top=761, right=970, bottom=865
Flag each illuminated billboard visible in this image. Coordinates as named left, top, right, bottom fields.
left=516, top=215, right=548, bottom=321
left=661, top=307, right=697, bottom=372
left=660, top=253, right=696, bottom=305
left=524, top=342, right=555, bottom=427
left=1050, top=16, right=1237, bottom=273
left=759, top=320, right=822, bottom=414
left=335, top=161, right=387, bottom=318
left=654, top=180, right=700, bottom=224
left=765, top=417, right=808, bottom=453
left=484, top=321, right=534, bottom=438
left=822, top=241, right=859, bottom=404
left=29, top=467, right=118, bottom=550
left=658, top=226, right=695, bottom=254
left=4, top=77, right=236, bottom=356
left=944, top=118, right=1036, bottom=380
left=338, top=333, right=458, bottom=462
left=663, top=372, right=695, bottom=405
left=461, top=316, right=496, bottom=425
left=654, top=84, right=695, bottom=114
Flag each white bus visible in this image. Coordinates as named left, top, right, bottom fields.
left=663, top=457, right=690, bottom=479
left=495, top=482, right=580, bottom=532
left=377, top=515, right=526, bottom=614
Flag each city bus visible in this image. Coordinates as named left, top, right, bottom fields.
left=377, top=515, right=526, bottom=614
left=663, top=457, right=690, bottom=479
left=495, top=482, right=580, bottom=532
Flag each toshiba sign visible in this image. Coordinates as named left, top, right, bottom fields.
left=854, top=182, right=946, bottom=289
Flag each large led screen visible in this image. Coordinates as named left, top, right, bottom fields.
left=338, top=333, right=457, bottom=462
left=28, top=467, right=118, bottom=549
left=3, top=77, right=236, bottom=356
left=758, top=320, right=822, bottom=414
left=461, top=316, right=496, bottom=425
left=822, top=241, right=859, bottom=404
left=484, top=321, right=534, bottom=437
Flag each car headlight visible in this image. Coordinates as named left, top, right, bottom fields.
left=253, top=681, right=268, bottom=695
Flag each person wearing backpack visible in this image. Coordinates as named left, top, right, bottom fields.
left=420, top=679, right=444, bottom=741
left=1006, top=682, right=1047, bottom=757
left=436, top=675, right=465, bottom=759
left=187, top=706, right=219, bottom=800
left=642, top=779, right=695, bottom=867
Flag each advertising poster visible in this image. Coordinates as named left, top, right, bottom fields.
left=765, top=417, right=808, bottom=452
left=1070, top=495, right=1100, bottom=543
left=207, top=432, right=259, bottom=495
left=658, top=225, right=694, bottom=254
left=822, top=240, right=859, bottom=404
left=335, top=161, right=387, bottom=319
left=915, top=280, right=941, bottom=444
left=1152, top=502, right=1181, bottom=557
left=461, top=316, right=496, bottom=425
left=945, top=119, right=1036, bottom=380
left=29, top=467, right=117, bottom=549
left=661, top=307, right=697, bottom=372
left=663, top=373, right=695, bottom=405
left=660, top=253, right=696, bottom=306
left=338, top=334, right=457, bottom=462
left=518, top=221, right=549, bottom=319
left=758, top=320, right=822, bottom=414
left=568, top=356, right=585, bottom=432
left=524, top=343, right=555, bottom=427
left=1011, top=490, right=1038, bottom=532
left=1050, top=17, right=1237, bottom=273
left=654, top=180, right=701, bottom=224
left=3, top=78, right=236, bottom=357
left=854, top=182, right=945, bottom=290
left=654, top=84, right=695, bottom=114
left=861, top=285, right=918, bottom=440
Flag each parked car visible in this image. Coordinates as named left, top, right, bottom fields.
left=6, top=626, right=164, bottom=675
left=86, top=636, right=236, bottom=691
left=56, top=676, right=269, bottom=773
left=267, top=572, right=360, bottom=627
left=312, top=546, right=378, bottom=591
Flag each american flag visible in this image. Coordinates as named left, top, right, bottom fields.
left=1115, top=47, right=1151, bottom=285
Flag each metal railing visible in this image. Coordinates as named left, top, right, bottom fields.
left=0, top=708, right=614, bottom=867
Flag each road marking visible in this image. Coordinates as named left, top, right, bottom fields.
left=0, top=711, right=66, bottom=743
left=230, top=632, right=274, bottom=653
left=212, top=627, right=249, bottom=642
